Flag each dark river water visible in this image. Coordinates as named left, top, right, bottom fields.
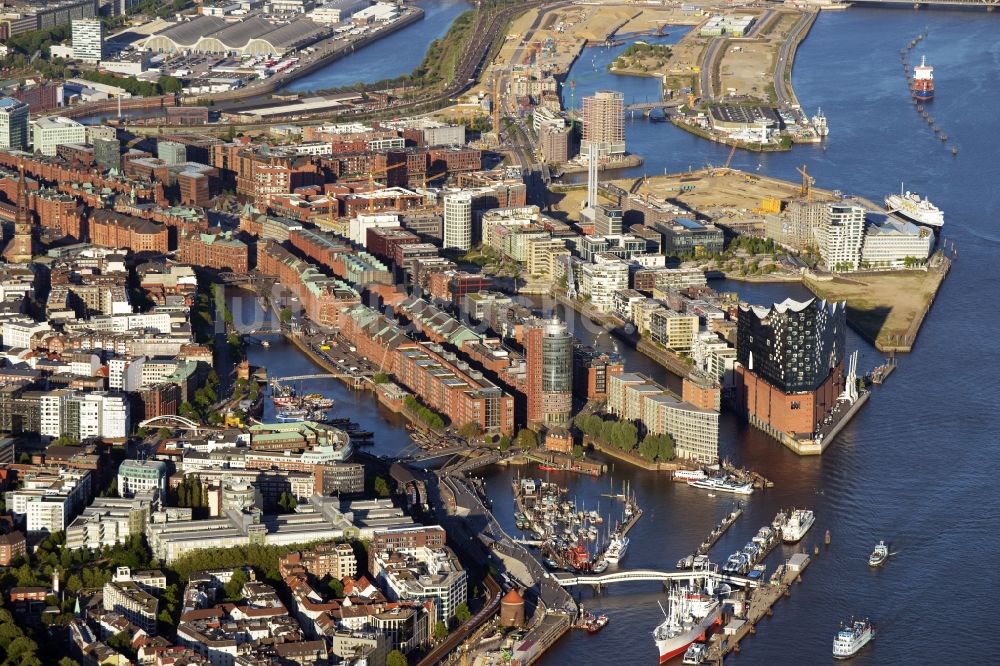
left=284, top=0, right=471, bottom=93
left=234, top=6, right=1000, bottom=663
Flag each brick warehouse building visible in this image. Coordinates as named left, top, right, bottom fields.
left=178, top=231, right=249, bottom=272
left=735, top=297, right=846, bottom=451
left=89, top=210, right=169, bottom=254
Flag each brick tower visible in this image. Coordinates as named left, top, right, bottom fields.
left=3, top=161, right=34, bottom=264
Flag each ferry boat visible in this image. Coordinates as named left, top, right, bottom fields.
left=303, top=393, right=335, bottom=408
left=911, top=55, right=934, bottom=100
left=781, top=509, right=815, bottom=543
left=832, top=618, right=875, bottom=659
left=811, top=108, right=829, bottom=137
left=603, top=534, right=629, bottom=564
left=673, top=469, right=707, bottom=482
left=687, top=477, right=754, bottom=496
left=682, top=643, right=707, bottom=665
left=868, top=541, right=889, bottom=568
left=275, top=408, right=310, bottom=422
left=884, top=185, right=944, bottom=228
left=653, top=586, right=722, bottom=664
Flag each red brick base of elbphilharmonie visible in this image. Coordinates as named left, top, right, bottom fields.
left=735, top=362, right=845, bottom=452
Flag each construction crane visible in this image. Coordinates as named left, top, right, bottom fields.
left=367, top=161, right=407, bottom=212
left=796, top=164, right=815, bottom=201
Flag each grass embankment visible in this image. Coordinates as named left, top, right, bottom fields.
left=609, top=42, right=672, bottom=77
left=803, top=269, right=946, bottom=351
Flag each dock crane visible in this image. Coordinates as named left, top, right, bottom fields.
left=796, top=164, right=815, bottom=201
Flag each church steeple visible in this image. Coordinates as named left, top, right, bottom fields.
left=3, top=160, right=34, bottom=264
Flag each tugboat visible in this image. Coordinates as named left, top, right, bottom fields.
left=868, top=541, right=889, bottom=568
left=832, top=618, right=875, bottom=659
left=586, top=614, right=609, bottom=634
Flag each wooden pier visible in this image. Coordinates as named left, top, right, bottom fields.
left=619, top=506, right=644, bottom=537
left=704, top=554, right=812, bottom=664
left=695, top=506, right=743, bottom=557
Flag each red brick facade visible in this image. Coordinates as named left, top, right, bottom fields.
left=89, top=210, right=169, bottom=253
left=736, top=362, right=845, bottom=438
left=178, top=232, right=249, bottom=272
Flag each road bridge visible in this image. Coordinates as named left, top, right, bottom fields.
left=553, top=569, right=759, bottom=589
left=274, top=372, right=371, bottom=381
left=623, top=99, right=684, bottom=113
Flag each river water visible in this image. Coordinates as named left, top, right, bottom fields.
left=284, top=0, right=471, bottom=93
left=237, top=6, right=1000, bottom=663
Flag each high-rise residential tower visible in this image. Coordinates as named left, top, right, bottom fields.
left=525, top=317, right=573, bottom=428
left=581, top=90, right=625, bottom=159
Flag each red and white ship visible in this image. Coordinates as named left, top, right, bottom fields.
left=653, top=586, right=721, bottom=663
left=911, top=55, right=934, bottom=100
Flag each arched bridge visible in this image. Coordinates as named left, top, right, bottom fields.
left=138, top=415, right=211, bottom=434
left=553, top=569, right=759, bottom=589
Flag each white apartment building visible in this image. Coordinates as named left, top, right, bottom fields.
left=5, top=469, right=92, bottom=533
left=2, top=318, right=52, bottom=349
left=45, top=391, right=130, bottom=440
left=373, top=546, right=467, bottom=623
left=66, top=492, right=156, bottom=550
left=349, top=213, right=400, bottom=246
left=443, top=192, right=472, bottom=251
left=815, top=203, right=865, bottom=271
left=31, top=116, right=87, bottom=156
left=608, top=373, right=719, bottom=463
left=578, top=261, right=629, bottom=313
left=72, top=18, right=104, bottom=63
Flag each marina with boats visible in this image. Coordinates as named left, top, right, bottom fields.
left=512, top=477, right=642, bottom=574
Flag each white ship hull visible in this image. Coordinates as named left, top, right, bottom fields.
left=655, top=607, right=721, bottom=663
left=833, top=625, right=874, bottom=658
left=884, top=194, right=944, bottom=228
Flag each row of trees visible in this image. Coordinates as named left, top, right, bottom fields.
left=574, top=413, right=639, bottom=452
left=79, top=70, right=183, bottom=97
left=403, top=395, right=445, bottom=429
left=178, top=368, right=222, bottom=425
left=175, top=475, right=209, bottom=512
left=637, top=433, right=675, bottom=462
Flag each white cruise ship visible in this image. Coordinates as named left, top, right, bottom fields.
left=781, top=509, right=815, bottom=543
left=884, top=186, right=944, bottom=228
left=833, top=618, right=875, bottom=659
